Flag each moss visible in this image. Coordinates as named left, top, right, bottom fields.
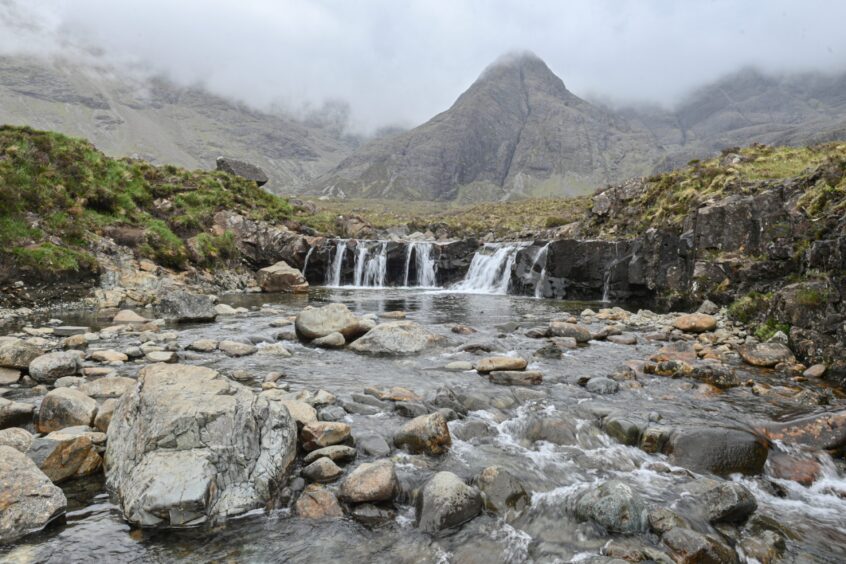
left=142, top=220, right=187, bottom=269
left=191, top=231, right=238, bottom=266
left=795, top=288, right=829, bottom=307
left=754, top=319, right=791, bottom=342
left=12, top=243, right=97, bottom=274
left=727, top=291, right=772, bottom=324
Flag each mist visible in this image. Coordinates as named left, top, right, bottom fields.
left=2, top=0, right=845, bottom=133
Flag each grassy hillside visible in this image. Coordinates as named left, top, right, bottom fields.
left=0, top=126, right=304, bottom=280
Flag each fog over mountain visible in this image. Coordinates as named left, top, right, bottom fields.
left=2, top=0, right=845, bottom=133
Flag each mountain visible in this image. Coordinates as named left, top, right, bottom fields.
left=0, top=56, right=353, bottom=193
left=310, top=52, right=665, bottom=201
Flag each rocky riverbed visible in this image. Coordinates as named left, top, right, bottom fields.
left=0, top=287, right=844, bottom=563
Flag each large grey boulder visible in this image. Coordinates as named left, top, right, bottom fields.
left=36, top=388, right=97, bottom=433
left=0, top=340, right=42, bottom=370
left=0, top=446, right=67, bottom=544
left=348, top=321, right=438, bottom=355
left=105, top=363, right=297, bottom=528
left=216, top=157, right=269, bottom=186
left=28, top=351, right=83, bottom=384
left=256, top=261, right=309, bottom=293
left=667, top=427, right=768, bottom=476
left=574, top=480, right=649, bottom=534
left=416, top=471, right=482, bottom=533
left=295, top=303, right=370, bottom=341
left=156, top=291, right=217, bottom=323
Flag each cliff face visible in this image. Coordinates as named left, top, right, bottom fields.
left=311, top=53, right=664, bottom=201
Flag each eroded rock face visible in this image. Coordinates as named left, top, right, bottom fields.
left=0, top=445, right=67, bottom=544
left=416, top=472, right=482, bottom=533
left=105, top=363, right=297, bottom=528
left=256, top=261, right=309, bottom=293
left=347, top=321, right=437, bottom=356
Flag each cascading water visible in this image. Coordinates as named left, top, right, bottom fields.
left=326, top=240, right=347, bottom=286
left=403, top=241, right=437, bottom=288
left=531, top=242, right=551, bottom=299
left=451, top=243, right=528, bottom=294
left=301, top=245, right=315, bottom=276
left=359, top=241, right=388, bottom=287
left=601, top=241, right=621, bottom=302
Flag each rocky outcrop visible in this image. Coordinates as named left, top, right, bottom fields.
left=105, top=364, right=297, bottom=528
left=216, top=157, right=269, bottom=187
left=256, top=261, right=309, bottom=293
left=212, top=211, right=312, bottom=271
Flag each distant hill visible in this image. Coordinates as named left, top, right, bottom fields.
left=0, top=56, right=353, bottom=194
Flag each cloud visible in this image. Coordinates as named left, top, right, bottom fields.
left=1, top=0, right=845, bottom=132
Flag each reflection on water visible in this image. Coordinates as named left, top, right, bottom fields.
left=2, top=288, right=845, bottom=563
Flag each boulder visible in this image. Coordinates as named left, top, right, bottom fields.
left=667, top=428, right=768, bottom=476
left=312, top=332, right=345, bottom=348
left=488, top=370, right=543, bottom=386
left=803, top=364, right=827, bottom=378
left=475, top=466, right=529, bottom=513
left=301, top=457, right=343, bottom=483
left=738, top=343, right=795, bottom=368
left=475, top=356, right=528, bottom=374
left=758, top=410, right=846, bottom=451
left=80, top=376, right=136, bottom=399
left=113, top=310, right=149, bottom=324
left=416, top=472, right=482, bottom=533
left=662, top=527, right=738, bottom=564
left=673, top=313, right=717, bottom=333
left=94, top=399, right=117, bottom=432
left=574, top=480, right=649, bottom=534
left=28, top=351, right=82, bottom=384
left=301, top=422, right=351, bottom=451
left=262, top=394, right=317, bottom=428
left=188, top=339, right=218, bottom=353
left=0, top=446, right=67, bottom=544
left=89, top=350, right=129, bottom=363
left=145, top=351, right=178, bottom=363
left=218, top=340, right=257, bottom=357
left=294, top=485, right=343, bottom=519
left=0, top=427, right=33, bottom=452
left=27, top=432, right=100, bottom=482
left=0, top=397, right=34, bottom=428
left=303, top=445, right=357, bottom=465
left=156, top=291, right=217, bottom=323
left=105, top=363, right=297, bottom=527
left=338, top=459, right=398, bottom=503
left=256, top=261, right=309, bottom=293
left=216, top=156, right=268, bottom=186
left=688, top=479, right=757, bottom=524
left=0, top=367, right=20, bottom=385
left=586, top=376, right=620, bottom=395
left=295, top=303, right=368, bottom=341
left=0, top=340, right=42, bottom=369
left=548, top=322, right=592, bottom=343
left=37, top=388, right=97, bottom=433
left=347, top=321, right=437, bottom=356
left=394, top=412, right=451, bottom=455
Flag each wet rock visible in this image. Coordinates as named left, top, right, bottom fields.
left=312, top=332, right=345, bottom=348
left=803, top=364, right=827, bottom=378
left=94, top=399, right=117, bottom=432
left=63, top=334, right=88, bottom=350
left=89, top=350, right=129, bottom=363
left=37, top=388, right=97, bottom=433
left=607, top=334, right=637, bottom=345
left=459, top=340, right=504, bottom=354
left=342, top=401, right=381, bottom=416
left=758, top=410, right=846, bottom=452
left=648, top=507, right=689, bottom=534
left=187, top=339, right=218, bottom=353
left=445, top=361, right=473, bottom=371
left=301, top=421, right=351, bottom=451
left=0, top=340, right=42, bottom=370
left=475, top=356, right=528, bottom=374
left=475, top=466, right=529, bottom=513
left=0, top=397, right=34, bottom=427
left=0, top=427, right=33, bottom=452
left=365, top=386, right=421, bottom=402
left=640, top=426, right=673, bottom=454
left=668, top=428, right=768, bottom=476
left=113, top=310, right=149, bottom=324
left=453, top=419, right=496, bottom=442
left=687, top=478, right=757, bottom=523
left=767, top=451, right=822, bottom=485
left=586, top=376, right=619, bottom=395
left=739, top=529, right=786, bottom=563
left=338, top=459, right=398, bottom=503
left=80, top=376, right=136, bottom=399
left=690, top=364, right=739, bottom=389
left=604, top=416, right=643, bottom=446
left=303, top=445, right=357, bottom=465
left=0, top=446, right=67, bottom=544
left=27, top=432, right=99, bottom=482
left=28, top=351, right=82, bottom=384
left=673, top=313, right=717, bottom=333
left=661, top=527, right=738, bottom=564
left=738, top=342, right=795, bottom=368
left=394, top=412, right=451, bottom=455
left=317, top=405, right=346, bottom=422
left=294, top=484, right=343, bottom=518
left=0, top=367, right=20, bottom=385
left=574, top=480, right=649, bottom=534
left=295, top=303, right=368, bottom=341
left=395, top=401, right=429, bottom=418
left=356, top=434, right=391, bottom=457
left=257, top=343, right=292, bottom=357
left=218, top=340, right=257, bottom=357
left=416, top=471, right=482, bottom=533
left=105, top=363, right=297, bottom=528
left=256, top=261, right=309, bottom=293
left=548, top=322, right=592, bottom=343
left=451, top=324, right=477, bottom=335
left=145, top=351, right=177, bottom=363
left=302, top=457, right=343, bottom=483
left=489, top=370, right=543, bottom=386
left=156, top=291, right=217, bottom=323
left=534, top=342, right=564, bottom=359
left=525, top=416, right=578, bottom=445
left=348, top=321, right=437, bottom=356
left=351, top=503, right=396, bottom=527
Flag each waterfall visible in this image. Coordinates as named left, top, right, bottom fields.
left=326, top=240, right=347, bottom=286
left=302, top=245, right=315, bottom=275
left=353, top=243, right=369, bottom=287
left=601, top=241, right=621, bottom=302
left=531, top=242, right=551, bottom=299
left=404, top=242, right=437, bottom=287
left=451, top=243, right=527, bottom=294
left=359, top=241, right=388, bottom=287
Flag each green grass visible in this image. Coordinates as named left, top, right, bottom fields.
left=727, top=291, right=772, bottom=324
left=754, top=319, right=791, bottom=342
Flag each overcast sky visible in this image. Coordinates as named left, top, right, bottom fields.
left=2, top=0, right=845, bottom=132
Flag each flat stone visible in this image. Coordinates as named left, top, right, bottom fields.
left=113, top=310, right=149, bottom=324
left=145, top=351, right=178, bottom=363
left=803, top=364, right=827, bottom=378
left=218, top=340, right=257, bottom=357
left=475, top=356, right=528, bottom=374
left=301, top=457, right=343, bottom=483
left=79, top=376, right=136, bottom=399
left=301, top=422, right=351, bottom=451
left=488, top=370, right=543, bottom=386
left=90, top=349, right=129, bottom=363
left=739, top=342, right=795, bottom=368
left=548, top=322, right=592, bottom=343
left=445, top=361, right=473, bottom=371
left=53, top=326, right=89, bottom=337
left=303, top=445, right=357, bottom=465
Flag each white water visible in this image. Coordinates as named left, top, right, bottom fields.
left=326, top=240, right=347, bottom=286
left=531, top=242, right=551, bottom=299
left=451, top=243, right=528, bottom=294
left=302, top=245, right=315, bottom=275
left=403, top=241, right=438, bottom=288
left=360, top=241, right=388, bottom=287
left=601, top=241, right=622, bottom=303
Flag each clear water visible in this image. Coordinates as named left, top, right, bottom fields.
left=3, top=288, right=845, bottom=563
